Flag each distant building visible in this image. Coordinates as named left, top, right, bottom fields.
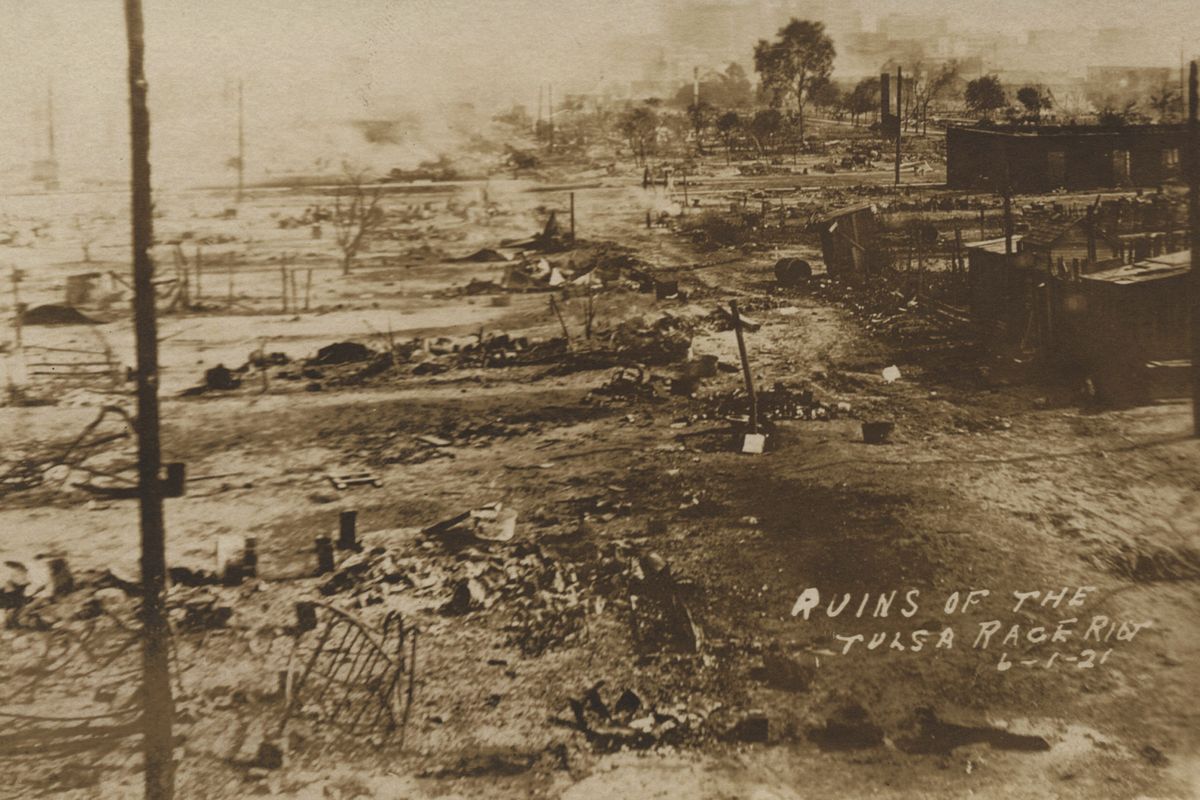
left=946, top=124, right=1188, bottom=193
left=878, top=13, right=947, bottom=41
left=1084, top=66, right=1175, bottom=108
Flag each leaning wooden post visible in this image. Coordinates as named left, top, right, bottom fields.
left=123, top=0, right=175, bottom=796
left=549, top=295, right=571, bottom=342
left=730, top=300, right=758, bottom=435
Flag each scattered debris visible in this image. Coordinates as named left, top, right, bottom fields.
left=19, top=304, right=97, bottom=327
left=861, top=421, right=895, bottom=444
left=326, top=471, right=382, bottom=490
left=562, top=682, right=707, bottom=751
left=773, top=258, right=812, bottom=287
left=311, top=341, right=374, bottom=365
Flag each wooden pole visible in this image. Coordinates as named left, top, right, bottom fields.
left=10, top=268, right=22, bottom=348
left=895, top=67, right=902, bottom=187
left=569, top=192, right=576, bottom=242
left=123, top=1, right=175, bottom=796
left=338, top=510, right=358, bottom=551
left=1188, top=60, right=1199, bottom=436
left=730, top=300, right=758, bottom=435
left=236, top=79, right=245, bottom=203
left=280, top=264, right=288, bottom=313
left=194, top=246, right=202, bottom=300
left=227, top=259, right=234, bottom=306
left=305, top=268, right=313, bottom=311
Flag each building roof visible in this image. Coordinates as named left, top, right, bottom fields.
left=1020, top=216, right=1119, bottom=249
left=818, top=202, right=877, bottom=224
left=1081, top=250, right=1191, bottom=285
left=949, top=123, right=1187, bottom=138
left=964, top=235, right=1023, bottom=253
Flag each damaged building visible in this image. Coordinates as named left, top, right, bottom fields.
left=947, top=124, right=1188, bottom=192
left=1052, top=249, right=1192, bottom=399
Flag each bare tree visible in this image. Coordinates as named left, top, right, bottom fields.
left=332, top=168, right=384, bottom=275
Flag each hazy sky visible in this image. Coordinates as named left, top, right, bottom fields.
left=1, top=0, right=1197, bottom=186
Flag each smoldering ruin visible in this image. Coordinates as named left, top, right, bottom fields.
left=1, top=2, right=1199, bottom=799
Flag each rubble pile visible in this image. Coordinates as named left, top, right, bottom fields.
left=806, top=275, right=971, bottom=344
left=701, top=382, right=855, bottom=424
left=587, top=367, right=666, bottom=403
left=562, top=682, right=709, bottom=751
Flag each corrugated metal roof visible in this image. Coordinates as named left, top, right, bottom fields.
left=1081, top=250, right=1191, bottom=285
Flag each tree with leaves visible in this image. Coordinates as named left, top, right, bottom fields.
left=1015, top=85, right=1053, bottom=123
left=617, top=105, right=660, bottom=167
left=749, top=108, right=783, bottom=156
left=1097, top=100, right=1140, bottom=126
left=965, top=75, right=1007, bottom=119
left=686, top=101, right=714, bottom=155
left=753, top=19, right=835, bottom=142
left=333, top=168, right=384, bottom=275
left=807, top=77, right=841, bottom=117
left=715, top=111, right=741, bottom=163
left=845, top=77, right=880, bottom=126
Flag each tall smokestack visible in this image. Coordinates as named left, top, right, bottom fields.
left=693, top=67, right=699, bottom=106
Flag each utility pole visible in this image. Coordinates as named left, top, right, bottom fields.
left=236, top=79, right=245, bottom=203
left=1188, top=60, right=1199, bottom=436
left=123, top=1, right=175, bottom=797
left=548, top=83, right=554, bottom=151
left=10, top=268, right=23, bottom=349
left=895, top=67, right=902, bottom=187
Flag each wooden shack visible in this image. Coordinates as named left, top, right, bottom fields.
left=1017, top=217, right=1121, bottom=274
left=966, top=236, right=1035, bottom=343
left=1052, top=250, right=1191, bottom=399
left=817, top=203, right=882, bottom=280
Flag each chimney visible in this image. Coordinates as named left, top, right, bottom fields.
left=880, top=72, right=891, bottom=122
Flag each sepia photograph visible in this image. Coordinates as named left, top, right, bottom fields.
left=0, top=1, right=1198, bottom=797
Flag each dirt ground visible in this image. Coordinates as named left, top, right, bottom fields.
left=1, top=148, right=1198, bottom=799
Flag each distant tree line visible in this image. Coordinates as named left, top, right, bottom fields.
left=489, top=15, right=1186, bottom=170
